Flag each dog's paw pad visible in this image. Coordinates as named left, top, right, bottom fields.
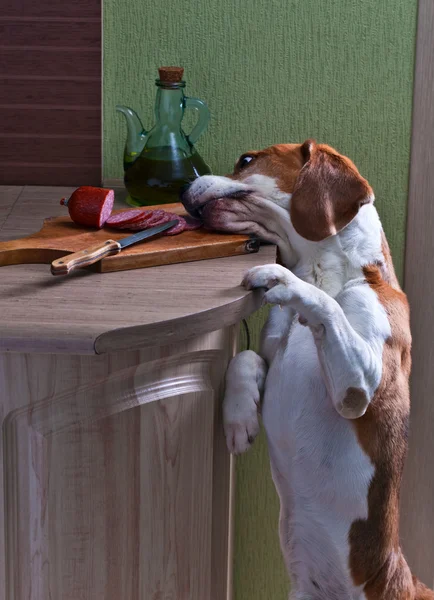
left=224, top=417, right=260, bottom=455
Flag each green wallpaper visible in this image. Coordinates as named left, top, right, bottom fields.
left=103, top=0, right=417, bottom=597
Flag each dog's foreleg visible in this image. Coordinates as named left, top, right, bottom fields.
left=243, top=264, right=389, bottom=419
left=223, top=350, right=267, bottom=454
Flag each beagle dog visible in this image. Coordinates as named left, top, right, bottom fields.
left=181, top=141, right=434, bottom=600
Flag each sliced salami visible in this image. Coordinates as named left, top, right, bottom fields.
left=145, top=210, right=168, bottom=226
left=106, top=208, right=200, bottom=235
left=60, top=186, right=114, bottom=228
left=149, top=212, right=174, bottom=226
left=106, top=209, right=148, bottom=226
left=165, top=216, right=186, bottom=235
left=124, top=218, right=156, bottom=231
left=122, top=210, right=164, bottom=231
left=183, top=215, right=202, bottom=231
left=108, top=211, right=153, bottom=229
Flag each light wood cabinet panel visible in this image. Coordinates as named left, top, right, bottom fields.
left=0, top=329, right=236, bottom=600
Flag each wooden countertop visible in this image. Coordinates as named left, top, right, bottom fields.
left=0, top=186, right=275, bottom=355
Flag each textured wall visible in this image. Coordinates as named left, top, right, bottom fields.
left=103, top=0, right=417, bottom=597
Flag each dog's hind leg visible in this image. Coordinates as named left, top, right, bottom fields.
left=260, top=303, right=295, bottom=364
left=223, top=350, right=267, bottom=454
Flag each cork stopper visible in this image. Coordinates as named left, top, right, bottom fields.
left=158, top=66, right=184, bottom=83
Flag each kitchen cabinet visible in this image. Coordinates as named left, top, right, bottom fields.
left=0, top=186, right=276, bottom=600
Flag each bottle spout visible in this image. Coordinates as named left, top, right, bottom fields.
left=116, top=105, right=148, bottom=159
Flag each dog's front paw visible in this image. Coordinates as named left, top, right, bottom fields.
left=223, top=396, right=260, bottom=455
left=242, top=264, right=300, bottom=307
left=242, top=264, right=291, bottom=291
left=336, top=386, right=370, bottom=419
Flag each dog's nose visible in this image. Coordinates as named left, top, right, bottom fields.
left=179, top=181, right=203, bottom=219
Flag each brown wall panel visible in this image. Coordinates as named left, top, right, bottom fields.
left=1, top=164, right=101, bottom=186
left=0, top=6, right=101, bottom=186
left=0, top=137, right=101, bottom=163
left=0, top=49, right=100, bottom=79
left=1, top=0, right=99, bottom=19
left=0, top=108, right=100, bottom=136
left=0, top=79, right=101, bottom=107
left=0, top=20, right=101, bottom=48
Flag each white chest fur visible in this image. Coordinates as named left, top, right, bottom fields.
left=262, top=322, right=374, bottom=599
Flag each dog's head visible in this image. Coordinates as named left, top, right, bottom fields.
left=181, top=140, right=373, bottom=264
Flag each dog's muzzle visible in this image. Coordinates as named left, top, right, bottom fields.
left=180, top=178, right=253, bottom=220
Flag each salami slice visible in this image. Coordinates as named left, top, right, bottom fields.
left=148, top=212, right=174, bottom=227
left=106, top=209, right=148, bottom=227
left=60, top=186, right=114, bottom=228
left=165, top=216, right=186, bottom=235
left=117, top=210, right=163, bottom=231
left=183, top=215, right=202, bottom=231
left=143, top=210, right=168, bottom=227
left=124, top=218, right=154, bottom=231
left=113, top=213, right=154, bottom=230
left=108, top=213, right=152, bottom=229
left=123, top=213, right=162, bottom=231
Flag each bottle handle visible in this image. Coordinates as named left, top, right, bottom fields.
left=184, top=97, right=210, bottom=144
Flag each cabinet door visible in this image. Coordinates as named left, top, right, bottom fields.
left=0, top=334, right=235, bottom=600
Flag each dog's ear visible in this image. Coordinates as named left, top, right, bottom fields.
left=290, top=140, right=373, bottom=241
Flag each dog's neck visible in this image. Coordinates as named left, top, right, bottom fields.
left=271, top=203, right=384, bottom=297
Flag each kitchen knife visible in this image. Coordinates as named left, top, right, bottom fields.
left=51, top=220, right=179, bottom=276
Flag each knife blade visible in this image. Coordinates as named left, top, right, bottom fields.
left=51, top=220, right=179, bottom=276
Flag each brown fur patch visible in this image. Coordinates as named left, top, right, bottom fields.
left=348, top=264, right=429, bottom=598
left=290, top=142, right=373, bottom=241
left=414, top=580, right=434, bottom=600
left=379, top=229, right=400, bottom=289
left=231, top=143, right=306, bottom=194
left=363, top=552, right=414, bottom=599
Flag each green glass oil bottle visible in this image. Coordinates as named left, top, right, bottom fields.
left=116, top=66, right=212, bottom=206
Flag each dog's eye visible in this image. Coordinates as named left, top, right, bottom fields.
left=238, top=155, right=254, bottom=169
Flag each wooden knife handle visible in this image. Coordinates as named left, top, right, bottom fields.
left=51, top=240, right=122, bottom=275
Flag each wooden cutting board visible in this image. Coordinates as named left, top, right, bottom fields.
left=0, top=202, right=259, bottom=273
